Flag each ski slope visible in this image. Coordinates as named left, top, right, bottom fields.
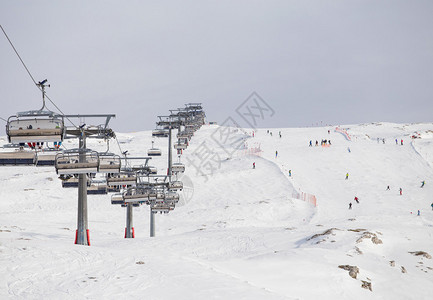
left=1, top=122, right=433, bottom=299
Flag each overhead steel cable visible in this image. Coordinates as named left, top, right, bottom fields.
left=0, top=24, right=77, bottom=128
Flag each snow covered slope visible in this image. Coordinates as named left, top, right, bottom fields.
left=1, top=122, right=432, bottom=299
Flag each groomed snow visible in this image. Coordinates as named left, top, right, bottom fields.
left=1, top=122, right=433, bottom=299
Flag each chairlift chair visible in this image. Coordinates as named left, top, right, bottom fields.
left=35, top=152, right=56, bottom=166
left=151, top=205, right=171, bottom=214
left=0, top=149, right=36, bottom=166
left=174, top=142, right=187, bottom=150
left=98, top=153, right=121, bottom=173
left=107, top=171, right=137, bottom=186
left=147, top=141, right=162, bottom=156
left=61, top=176, right=91, bottom=188
left=168, top=180, right=183, bottom=190
left=123, top=187, right=151, bottom=203
left=55, top=149, right=99, bottom=175
left=87, top=182, right=108, bottom=195
left=111, top=193, right=125, bottom=205
left=165, top=191, right=180, bottom=203
left=171, top=162, right=185, bottom=173
left=6, top=112, right=65, bottom=144
left=152, top=128, right=169, bottom=137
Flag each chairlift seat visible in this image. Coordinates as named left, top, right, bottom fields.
left=98, top=153, right=121, bottom=173
left=147, top=148, right=162, bottom=156
left=55, top=150, right=99, bottom=175
left=107, top=174, right=136, bottom=186
left=111, top=193, right=124, bottom=205
left=168, top=181, right=183, bottom=190
left=0, top=150, right=36, bottom=165
left=171, top=162, right=185, bottom=173
left=35, top=153, right=56, bottom=166
left=174, top=143, right=187, bottom=150
left=7, top=114, right=65, bottom=143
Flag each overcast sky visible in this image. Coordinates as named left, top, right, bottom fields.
left=1, top=1, right=432, bottom=132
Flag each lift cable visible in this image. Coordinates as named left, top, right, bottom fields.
left=0, top=24, right=77, bottom=128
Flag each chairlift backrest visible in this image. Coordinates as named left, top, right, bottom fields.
left=98, top=153, right=121, bottom=173
left=6, top=113, right=65, bottom=143
left=55, top=149, right=99, bottom=175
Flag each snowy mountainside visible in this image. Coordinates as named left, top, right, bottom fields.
left=1, top=122, right=433, bottom=299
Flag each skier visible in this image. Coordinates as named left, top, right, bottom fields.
left=431, top=203, right=433, bottom=211
left=395, top=139, right=398, bottom=145
left=354, top=196, right=359, bottom=204
left=275, top=150, right=278, bottom=158
left=349, top=203, right=352, bottom=210
left=399, top=188, right=402, bottom=195
left=253, top=162, right=255, bottom=169
left=309, top=140, right=312, bottom=147
left=417, top=210, right=420, bottom=216
left=386, top=185, right=390, bottom=190
left=329, top=140, right=331, bottom=145
left=279, top=131, right=282, bottom=138
left=347, top=147, right=351, bottom=153
left=289, top=170, right=292, bottom=177
left=345, top=173, right=349, bottom=180
left=328, top=130, right=330, bottom=134
left=316, top=140, right=318, bottom=146
left=401, top=139, right=403, bottom=145
left=382, top=138, right=385, bottom=144
left=421, top=181, right=425, bottom=188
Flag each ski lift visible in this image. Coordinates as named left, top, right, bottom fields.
left=107, top=170, right=136, bottom=186
left=55, top=149, right=99, bottom=175
left=165, top=191, right=179, bottom=203
left=0, top=149, right=36, bottom=165
left=168, top=180, right=183, bottom=190
left=151, top=204, right=171, bottom=214
left=148, top=191, right=164, bottom=201
left=87, top=181, right=108, bottom=195
left=177, top=131, right=192, bottom=139
left=35, top=152, right=56, bottom=166
left=98, top=153, right=121, bottom=173
left=152, top=128, right=169, bottom=137
left=147, top=141, right=162, bottom=156
left=174, top=142, right=187, bottom=150
left=60, top=175, right=91, bottom=188
left=6, top=112, right=65, bottom=144
left=111, top=193, right=125, bottom=205
left=123, top=187, right=151, bottom=203
left=171, top=162, right=185, bottom=173
left=147, top=166, right=157, bottom=174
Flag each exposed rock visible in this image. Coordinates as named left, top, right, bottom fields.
left=136, top=261, right=145, bottom=265
left=347, top=228, right=367, bottom=232
left=371, top=236, right=383, bottom=244
left=356, top=231, right=383, bottom=245
left=361, top=280, right=372, bottom=291
left=401, top=266, right=407, bottom=273
left=338, top=265, right=359, bottom=279
left=408, top=251, right=432, bottom=259
left=355, top=247, right=363, bottom=255
left=308, top=228, right=340, bottom=241
left=389, top=260, right=395, bottom=267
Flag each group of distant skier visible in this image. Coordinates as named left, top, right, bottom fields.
left=348, top=176, right=429, bottom=214
left=309, top=139, right=331, bottom=147
left=266, top=130, right=282, bottom=138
